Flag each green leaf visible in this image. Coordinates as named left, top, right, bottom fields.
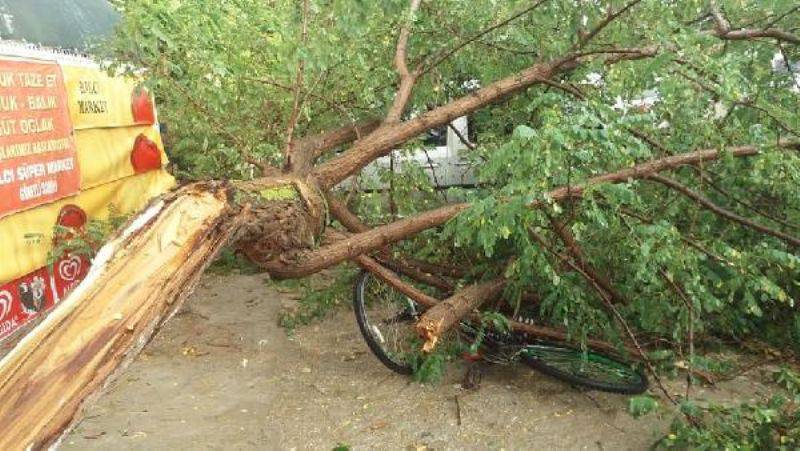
left=628, top=396, right=659, bottom=418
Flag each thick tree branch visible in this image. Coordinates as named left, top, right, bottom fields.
left=327, top=191, right=464, bottom=280
left=269, top=142, right=778, bottom=278
left=312, top=47, right=660, bottom=189
left=647, top=174, right=800, bottom=247
left=536, top=144, right=765, bottom=205
left=353, top=254, right=442, bottom=307
left=261, top=203, right=470, bottom=278
left=306, top=120, right=381, bottom=160
left=289, top=119, right=381, bottom=174
left=326, top=193, right=454, bottom=291
left=356, top=259, right=627, bottom=356
left=312, top=59, right=561, bottom=188
left=710, top=0, right=800, bottom=44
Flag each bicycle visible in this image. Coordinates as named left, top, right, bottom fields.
left=353, top=268, right=648, bottom=395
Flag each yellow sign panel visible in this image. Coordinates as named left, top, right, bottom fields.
left=0, top=170, right=175, bottom=285
left=76, top=125, right=167, bottom=190
left=62, top=65, right=157, bottom=130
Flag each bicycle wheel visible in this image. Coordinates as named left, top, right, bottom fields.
left=520, top=341, right=648, bottom=394
left=353, top=270, right=421, bottom=375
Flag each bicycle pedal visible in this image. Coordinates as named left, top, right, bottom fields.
left=463, top=364, right=482, bottom=390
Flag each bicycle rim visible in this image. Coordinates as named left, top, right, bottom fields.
left=521, top=343, right=648, bottom=394
left=353, top=270, right=420, bottom=375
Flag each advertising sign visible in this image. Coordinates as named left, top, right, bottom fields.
left=0, top=58, right=79, bottom=218
left=0, top=49, right=173, bottom=343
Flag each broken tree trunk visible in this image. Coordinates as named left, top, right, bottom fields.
left=416, top=279, right=506, bottom=352
left=0, top=183, right=242, bottom=449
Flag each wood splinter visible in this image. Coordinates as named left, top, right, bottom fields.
left=415, top=279, right=506, bottom=352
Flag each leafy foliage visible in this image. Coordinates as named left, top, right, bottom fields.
left=101, top=0, right=800, bottom=447
left=652, top=368, right=800, bottom=450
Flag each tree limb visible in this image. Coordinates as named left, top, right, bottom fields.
left=289, top=119, right=381, bottom=174
left=312, top=47, right=661, bottom=189
left=577, top=0, right=644, bottom=48
left=326, top=193, right=454, bottom=291
left=356, top=258, right=626, bottom=356
left=352, top=253, right=442, bottom=307
left=419, top=0, right=550, bottom=76
left=385, top=0, right=423, bottom=123
left=313, top=59, right=561, bottom=188
left=709, top=0, right=800, bottom=44
left=261, top=203, right=471, bottom=278
left=271, top=142, right=778, bottom=278
left=646, top=174, right=800, bottom=247
left=284, top=0, right=311, bottom=168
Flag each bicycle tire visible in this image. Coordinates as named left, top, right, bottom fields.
left=354, top=269, right=648, bottom=394
left=353, top=270, right=417, bottom=375
left=519, top=341, right=648, bottom=394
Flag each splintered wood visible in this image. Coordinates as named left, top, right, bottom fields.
left=0, top=185, right=237, bottom=449
left=416, top=279, right=506, bottom=352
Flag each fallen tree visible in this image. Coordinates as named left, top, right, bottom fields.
left=3, top=0, right=800, bottom=447
left=0, top=184, right=239, bottom=449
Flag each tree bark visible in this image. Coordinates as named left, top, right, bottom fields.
left=289, top=119, right=381, bottom=174
left=326, top=193, right=454, bottom=291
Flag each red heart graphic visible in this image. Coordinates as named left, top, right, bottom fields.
left=131, top=86, right=156, bottom=125
left=57, top=205, right=87, bottom=229
left=131, top=134, right=162, bottom=173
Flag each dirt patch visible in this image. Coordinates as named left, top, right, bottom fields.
left=62, top=273, right=767, bottom=450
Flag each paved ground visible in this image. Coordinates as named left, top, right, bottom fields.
left=61, top=273, right=768, bottom=450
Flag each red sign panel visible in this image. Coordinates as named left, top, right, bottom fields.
left=0, top=254, right=90, bottom=341
left=0, top=58, right=80, bottom=218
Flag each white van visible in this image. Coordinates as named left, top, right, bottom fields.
left=356, top=116, right=477, bottom=191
